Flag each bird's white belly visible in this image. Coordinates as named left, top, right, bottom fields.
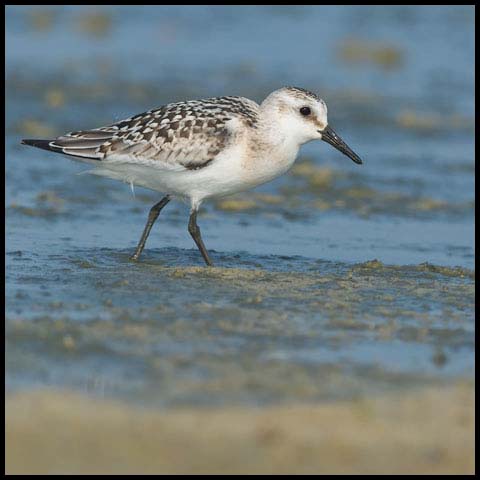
left=89, top=140, right=299, bottom=206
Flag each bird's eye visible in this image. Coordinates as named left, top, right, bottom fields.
left=300, top=106, right=311, bottom=116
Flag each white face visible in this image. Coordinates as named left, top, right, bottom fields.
left=261, top=87, right=328, bottom=145
left=261, top=87, right=363, bottom=165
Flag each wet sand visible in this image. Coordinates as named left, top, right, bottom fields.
left=6, top=6, right=475, bottom=476
left=6, top=383, right=474, bottom=475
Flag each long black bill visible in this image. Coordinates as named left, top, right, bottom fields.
left=320, top=125, right=363, bottom=165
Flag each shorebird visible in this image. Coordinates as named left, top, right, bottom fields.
left=22, top=87, right=362, bottom=266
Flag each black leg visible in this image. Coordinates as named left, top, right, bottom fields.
left=188, top=209, right=213, bottom=266
left=130, top=195, right=171, bottom=261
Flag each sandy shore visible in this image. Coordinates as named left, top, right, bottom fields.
left=6, top=382, right=474, bottom=475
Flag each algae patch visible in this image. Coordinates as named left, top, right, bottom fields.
left=338, top=39, right=404, bottom=70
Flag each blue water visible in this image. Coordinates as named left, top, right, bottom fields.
left=5, top=5, right=475, bottom=407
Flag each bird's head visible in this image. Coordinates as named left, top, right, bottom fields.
left=261, top=86, right=362, bottom=165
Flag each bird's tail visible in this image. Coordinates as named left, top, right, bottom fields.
left=21, top=139, right=62, bottom=153
left=21, top=137, right=102, bottom=163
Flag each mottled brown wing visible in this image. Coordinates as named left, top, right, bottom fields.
left=49, top=97, right=259, bottom=171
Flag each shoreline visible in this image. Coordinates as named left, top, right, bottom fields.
left=6, top=382, right=474, bottom=474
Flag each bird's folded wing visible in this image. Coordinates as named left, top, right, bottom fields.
left=50, top=98, right=258, bottom=171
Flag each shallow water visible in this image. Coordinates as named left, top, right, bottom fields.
left=5, top=6, right=475, bottom=409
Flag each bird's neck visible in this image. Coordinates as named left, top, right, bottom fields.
left=253, top=112, right=302, bottom=156
left=243, top=116, right=300, bottom=182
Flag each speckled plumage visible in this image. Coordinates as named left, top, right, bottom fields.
left=49, top=96, right=260, bottom=171
left=284, top=86, right=320, bottom=101
left=22, top=87, right=362, bottom=266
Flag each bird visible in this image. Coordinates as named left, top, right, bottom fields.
left=22, top=86, right=363, bottom=266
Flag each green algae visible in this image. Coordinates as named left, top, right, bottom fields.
left=6, top=254, right=474, bottom=408
left=338, top=38, right=404, bottom=70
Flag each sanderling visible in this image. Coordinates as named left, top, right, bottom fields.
left=22, top=86, right=362, bottom=266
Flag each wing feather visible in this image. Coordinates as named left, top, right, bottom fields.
left=23, top=96, right=260, bottom=170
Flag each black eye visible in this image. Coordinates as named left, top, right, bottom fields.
left=300, top=106, right=311, bottom=116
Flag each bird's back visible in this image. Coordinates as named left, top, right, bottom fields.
left=22, top=96, right=260, bottom=172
